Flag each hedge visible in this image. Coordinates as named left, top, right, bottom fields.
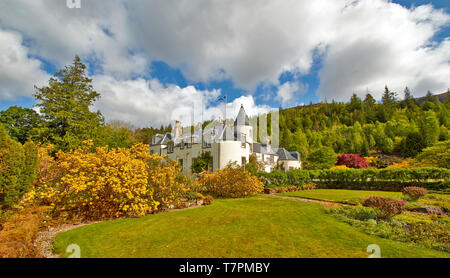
left=0, top=124, right=39, bottom=208
left=256, top=168, right=450, bottom=191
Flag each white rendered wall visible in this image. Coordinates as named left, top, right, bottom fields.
left=218, top=141, right=251, bottom=168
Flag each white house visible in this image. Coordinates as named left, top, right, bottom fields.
left=149, top=105, right=301, bottom=175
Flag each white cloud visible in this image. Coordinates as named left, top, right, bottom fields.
left=92, top=76, right=272, bottom=127
left=317, top=0, right=450, bottom=101
left=0, top=0, right=449, bottom=104
left=0, top=0, right=146, bottom=79
left=276, top=82, right=307, bottom=105
left=0, top=29, right=49, bottom=100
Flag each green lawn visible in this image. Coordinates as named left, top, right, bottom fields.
left=53, top=196, right=449, bottom=258
left=279, top=189, right=404, bottom=204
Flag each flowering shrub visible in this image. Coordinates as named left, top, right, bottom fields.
left=402, top=186, right=428, bottom=200
left=364, top=156, right=378, bottom=167
left=330, top=165, right=349, bottom=170
left=22, top=141, right=189, bottom=220
left=362, top=196, right=407, bottom=219
left=336, top=154, right=369, bottom=169
left=303, top=184, right=317, bottom=190
left=0, top=207, right=47, bottom=258
left=196, top=164, right=264, bottom=198
left=202, top=195, right=214, bottom=206
left=387, top=158, right=423, bottom=169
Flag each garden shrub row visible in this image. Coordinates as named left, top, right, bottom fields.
left=0, top=207, right=47, bottom=258
left=256, top=168, right=450, bottom=191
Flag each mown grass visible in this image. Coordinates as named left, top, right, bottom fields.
left=53, top=196, right=448, bottom=258
left=278, top=189, right=404, bottom=204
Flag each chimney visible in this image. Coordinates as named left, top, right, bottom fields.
left=175, top=121, right=183, bottom=138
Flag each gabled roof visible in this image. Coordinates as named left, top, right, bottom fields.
left=234, top=104, right=250, bottom=126
left=152, top=133, right=173, bottom=145
left=274, top=148, right=298, bottom=161
left=254, top=142, right=277, bottom=155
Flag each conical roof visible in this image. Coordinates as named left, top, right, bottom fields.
left=234, top=104, right=250, bottom=126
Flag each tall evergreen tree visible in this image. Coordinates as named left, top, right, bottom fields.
left=34, top=56, right=104, bottom=151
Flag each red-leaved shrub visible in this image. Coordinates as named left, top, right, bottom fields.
left=336, top=154, right=370, bottom=169
left=362, top=196, right=407, bottom=219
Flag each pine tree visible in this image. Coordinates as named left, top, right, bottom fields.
left=34, top=56, right=104, bottom=151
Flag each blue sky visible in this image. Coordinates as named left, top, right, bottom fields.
left=0, top=0, right=449, bottom=126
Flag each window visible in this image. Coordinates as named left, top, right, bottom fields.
left=241, top=134, right=246, bottom=148
left=203, top=140, right=211, bottom=148
left=178, top=159, right=184, bottom=169
left=168, top=143, right=174, bottom=153
left=180, top=143, right=185, bottom=150
left=187, top=143, right=192, bottom=148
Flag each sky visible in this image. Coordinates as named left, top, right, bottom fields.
left=0, top=0, right=449, bottom=127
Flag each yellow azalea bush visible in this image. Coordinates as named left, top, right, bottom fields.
left=195, top=163, right=264, bottom=198
left=22, top=141, right=189, bottom=220
left=330, top=165, right=349, bottom=170
left=364, top=156, right=378, bottom=167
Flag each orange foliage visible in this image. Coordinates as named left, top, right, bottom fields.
left=0, top=207, right=47, bottom=258
left=387, top=158, right=423, bottom=169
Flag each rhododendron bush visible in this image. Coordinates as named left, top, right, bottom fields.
left=22, top=141, right=189, bottom=220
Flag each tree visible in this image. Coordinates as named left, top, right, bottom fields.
left=363, top=93, right=376, bottom=106
left=307, top=147, right=337, bottom=169
left=96, top=125, right=136, bottom=149
left=416, top=140, right=450, bottom=168
left=336, top=154, right=369, bottom=168
left=246, top=154, right=265, bottom=174
left=191, top=151, right=213, bottom=173
left=363, top=93, right=377, bottom=123
left=419, top=110, right=440, bottom=147
left=34, top=56, right=104, bottom=151
left=381, top=137, right=394, bottom=154
left=347, top=93, right=362, bottom=112
left=401, top=132, right=426, bottom=158
left=382, top=85, right=397, bottom=104
left=403, top=86, right=416, bottom=108
left=404, top=87, right=412, bottom=101
left=0, top=124, right=38, bottom=208
left=0, top=106, right=42, bottom=143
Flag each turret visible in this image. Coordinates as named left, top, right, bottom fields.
left=234, top=104, right=253, bottom=143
